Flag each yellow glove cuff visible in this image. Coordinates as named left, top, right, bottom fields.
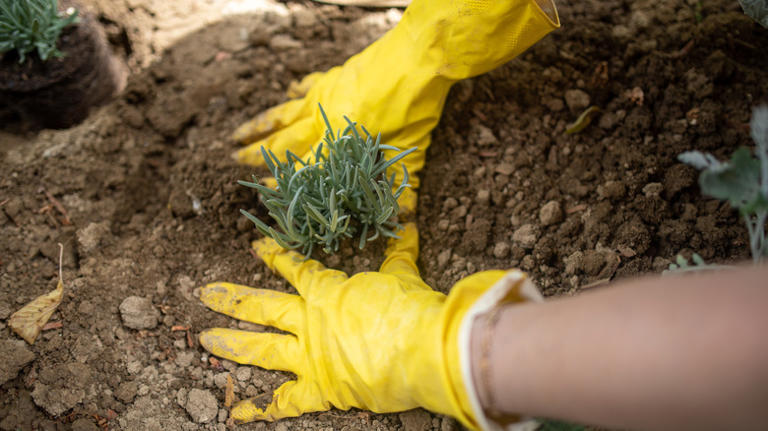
left=445, top=270, right=544, bottom=430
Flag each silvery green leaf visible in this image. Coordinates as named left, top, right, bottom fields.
left=739, top=0, right=768, bottom=27
left=678, top=151, right=723, bottom=170
left=752, top=105, right=768, bottom=143
left=698, top=147, right=762, bottom=211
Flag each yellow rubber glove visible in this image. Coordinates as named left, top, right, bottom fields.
left=232, top=0, right=560, bottom=211
left=199, top=223, right=542, bottom=429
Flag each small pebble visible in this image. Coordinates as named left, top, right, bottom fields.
left=512, top=224, right=538, bottom=249
left=564, top=89, right=590, bottom=111
left=173, top=339, right=186, bottom=349
left=235, top=367, right=252, bottom=382
left=476, top=190, right=490, bottom=205
left=437, top=250, right=452, bottom=269
left=185, top=389, right=218, bottom=423
left=643, top=182, right=663, bottom=197
left=399, top=409, right=432, bottom=431
left=442, top=197, right=458, bottom=210
left=493, top=242, right=510, bottom=258
left=539, top=201, right=563, bottom=226
left=175, top=351, right=196, bottom=368
left=214, top=372, right=229, bottom=389
left=451, top=205, right=467, bottom=220
left=521, top=255, right=535, bottom=271
left=119, top=296, right=159, bottom=330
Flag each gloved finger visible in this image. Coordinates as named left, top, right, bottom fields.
left=231, top=380, right=319, bottom=423
left=261, top=176, right=278, bottom=190
left=397, top=185, right=418, bottom=215
left=286, top=71, right=325, bottom=99
left=200, top=282, right=304, bottom=334
left=231, top=99, right=309, bottom=144
left=253, top=237, right=349, bottom=297
left=379, top=222, right=430, bottom=290
left=199, top=328, right=302, bottom=372
left=234, top=117, right=319, bottom=167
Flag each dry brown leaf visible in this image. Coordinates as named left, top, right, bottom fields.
left=224, top=374, right=235, bottom=408
left=565, top=106, right=601, bottom=134
left=9, top=244, right=65, bottom=344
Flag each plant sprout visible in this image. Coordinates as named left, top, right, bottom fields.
left=0, top=0, right=79, bottom=63
left=239, top=105, right=416, bottom=257
left=679, top=105, right=768, bottom=264
left=663, top=253, right=734, bottom=275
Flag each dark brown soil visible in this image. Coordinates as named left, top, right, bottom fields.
left=0, top=11, right=124, bottom=131
left=0, top=0, right=766, bottom=430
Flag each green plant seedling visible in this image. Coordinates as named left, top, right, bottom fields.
left=663, top=253, right=735, bottom=275
left=239, top=105, right=417, bottom=257
left=678, top=105, right=768, bottom=264
left=0, top=0, right=79, bottom=63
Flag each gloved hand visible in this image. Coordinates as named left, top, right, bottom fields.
left=232, top=0, right=560, bottom=211
left=199, top=223, right=542, bottom=429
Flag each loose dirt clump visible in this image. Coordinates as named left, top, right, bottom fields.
left=1, top=0, right=766, bottom=430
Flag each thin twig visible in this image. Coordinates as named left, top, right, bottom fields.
left=42, top=321, right=63, bottom=331
left=566, top=204, right=587, bottom=214
left=657, top=39, right=695, bottom=59
left=43, top=189, right=71, bottom=225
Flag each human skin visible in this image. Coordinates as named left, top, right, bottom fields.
left=470, top=266, right=768, bottom=430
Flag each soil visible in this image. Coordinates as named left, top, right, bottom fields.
left=0, top=0, right=766, bottom=430
left=0, top=7, right=125, bottom=131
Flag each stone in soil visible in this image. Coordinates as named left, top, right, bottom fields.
left=399, top=409, right=432, bottom=431
left=185, top=388, right=218, bottom=423
left=0, top=339, right=35, bottom=385
left=492, top=242, right=510, bottom=258
left=175, top=351, right=196, bottom=368
left=437, top=249, right=452, bottom=269
left=76, top=221, right=111, bottom=253
left=115, top=381, right=139, bottom=403
left=539, top=201, right=563, bottom=226
left=512, top=224, right=539, bottom=249
left=119, top=296, right=159, bottom=329
left=564, top=89, right=590, bottom=111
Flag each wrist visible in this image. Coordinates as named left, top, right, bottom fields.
left=457, top=270, right=544, bottom=430
left=470, top=303, right=531, bottom=426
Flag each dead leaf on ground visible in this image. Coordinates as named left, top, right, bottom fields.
left=9, top=244, right=65, bottom=344
left=565, top=106, right=601, bottom=134
left=225, top=374, right=235, bottom=408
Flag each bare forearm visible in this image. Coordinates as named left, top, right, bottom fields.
left=471, top=266, right=768, bottom=430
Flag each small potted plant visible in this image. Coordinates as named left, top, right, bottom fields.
left=0, top=0, right=123, bottom=130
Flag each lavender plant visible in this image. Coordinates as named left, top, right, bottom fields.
left=239, top=105, right=416, bottom=256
